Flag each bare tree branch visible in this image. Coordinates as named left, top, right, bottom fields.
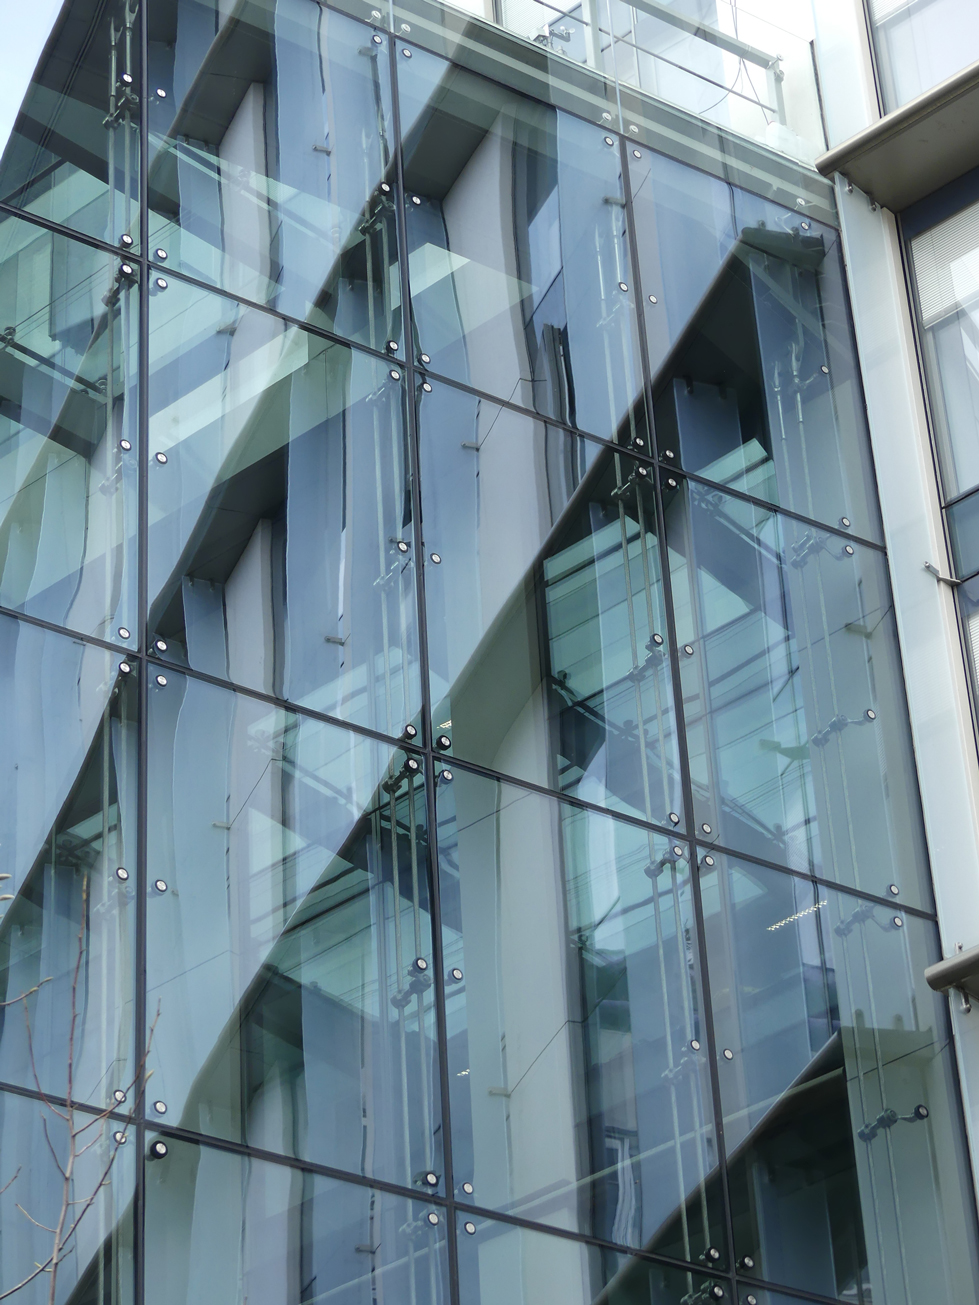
left=15, top=1206, right=57, bottom=1234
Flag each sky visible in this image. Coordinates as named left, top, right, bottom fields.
left=0, top=0, right=66, bottom=158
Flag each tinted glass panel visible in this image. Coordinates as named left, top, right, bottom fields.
left=0, top=0, right=139, bottom=245
left=0, top=614, right=135, bottom=1106
left=148, top=1, right=400, bottom=355
left=631, top=150, right=879, bottom=540
left=420, top=381, right=683, bottom=827
left=438, top=769, right=723, bottom=1260
left=456, top=1211, right=719, bottom=1305
left=146, top=670, right=440, bottom=1188
left=148, top=275, right=419, bottom=736
left=0, top=1087, right=135, bottom=1305
left=666, top=480, right=929, bottom=908
left=947, top=488, right=979, bottom=577
left=145, top=1134, right=448, bottom=1305
left=399, top=48, right=645, bottom=444
left=0, top=215, right=138, bottom=646
left=872, top=0, right=979, bottom=111
left=702, top=854, right=978, bottom=1305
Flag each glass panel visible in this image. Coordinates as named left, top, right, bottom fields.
left=399, top=47, right=646, bottom=445
left=0, top=613, right=136, bottom=1106
left=147, top=274, right=419, bottom=736
left=947, top=488, right=979, bottom=577
left=631, top=149, right=880, bottom=540
left=146, top=670, right=440, bottom=1189
left=910, top=199, right=979, bottom=500
left=144, top=1134, right=448, bottom=1305
left=702, top=854, right=979, bottom=1305
left=0, top=1087, right=134, bottom=1305
left=0, top=214, right=138, bottom=646
left=455, top=1210, right=720, bottom=1304
left=666, top=479, right=930, bottom=909
left=0, top=1, right=139, bottom=245
left=872, top=0, right=979, bottom=111
left=439, top=768, right=723, bottom=1260
left=420, top=380, right=684, bottom=827
left=148, top=1, right=400, bottom=355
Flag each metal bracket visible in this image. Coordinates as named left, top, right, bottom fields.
left=924, top=561, right=962, bottom=587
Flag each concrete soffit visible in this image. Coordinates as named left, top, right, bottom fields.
left=815, top=58, right=979, bottom=211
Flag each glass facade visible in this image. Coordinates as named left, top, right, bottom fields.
left=0, top=4, right=976, bottom=1305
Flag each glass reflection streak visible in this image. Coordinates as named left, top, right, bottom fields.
left=703, top=855, right=976, bottom=1305
left=399, top=48, right=645, bottom=446
left=421, top=382, right=683, bottom=829
left=0, top=615, right=136, bottom=1107
left=667, top=482, right=929, bottom=908
left=144, top=1135, right=448, bottom=1305
left=147, top=275, right=418, bottom=735
left=438, top=771, right=719, bottom=1261
left=147, top=672, right=439, bottom=1187
left=0, top=215, right=138, bottom=645
left=148, top=2, right=401, bottom=354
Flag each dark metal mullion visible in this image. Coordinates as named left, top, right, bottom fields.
left=619, top=136, right=740, bottom=1286
left=386, top=33, right=461, bottom=1305
left=134, top=3, right=150, bottom=1302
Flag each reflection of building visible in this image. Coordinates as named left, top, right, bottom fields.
left=0, top=1, right=979, bottom=1304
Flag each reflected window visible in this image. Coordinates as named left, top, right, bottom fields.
left=437, top=769, right=722, bottom=1260
left=399, top=48, right=645, bottom=445
left=666, top=480, right=929, bottom=908
left=702, top=854, right=979, bottom=1304
left=147, top=276, right=419, bottom=736
left=148, top=1, right=400, bottom=355
left=0, top=214, right=138, bottom=645
left=631, top=150, right=880, bottom=540
left=146, top=671, right=439, bottom=1188
left=0, top=615, right=135, bottom=1107
left=420, top=381, right=683, bottom=828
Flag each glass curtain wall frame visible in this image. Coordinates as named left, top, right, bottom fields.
left=628, top=147, right=882, bottom=545
left=0, top=6, right=974, bottom=1305
left=143, top=1132, right=449, bottom=1305
left=0, top=210, right=139, bottom=649
left=396, top=42, right=647, bottom=448
left=455, top=1210, right=723, bottom=1305
left=146, top=272, right=420, bottom=739
left=0, top=612, right=137, bottom=1110
left=418, top=379, right=685, bottom=830
left=0, top=1086, right=136, bottom=1305
left=700, top=850, right=979, bottom=1305
left=664, top=477, right=930, bottom=911
left=146, top=0, right=402, bottom=358
left=436, top=766, right=723, bottom=1262
left=0, top=0, right=140, bottom=247
left=145, top=668, right=441, bottom=1190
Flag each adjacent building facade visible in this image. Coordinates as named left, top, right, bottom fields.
left=0, top=0, right=978, bottom=1303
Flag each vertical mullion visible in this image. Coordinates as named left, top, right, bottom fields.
left=134, top=2, right=150, bottom=1302
left=618, top=136, right=739, bottom=1289
left=385, top=31, right=461, bottom=1305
